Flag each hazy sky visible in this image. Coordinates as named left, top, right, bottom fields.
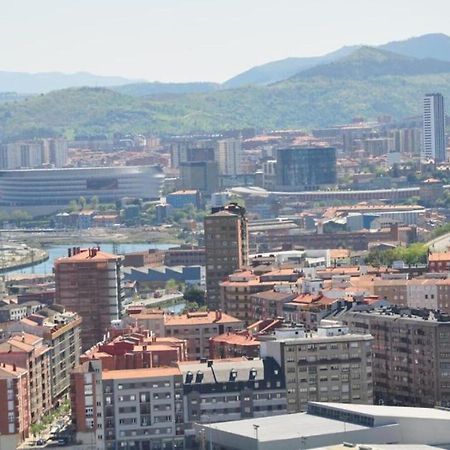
left=0, top=0, right=448, bottom=82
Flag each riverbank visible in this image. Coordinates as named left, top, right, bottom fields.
left=1, top=226, right=183, bottom=248
left=0, top=246, right=48, bottom=273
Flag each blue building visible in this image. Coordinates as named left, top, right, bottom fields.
left=166, top=190, right=201, bottom=209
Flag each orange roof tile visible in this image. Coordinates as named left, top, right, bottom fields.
left=55, top=249, right=120, bottom=264
left=102, top=366, right=180, bottom=380
left=164, top=311, right=242, bottom=326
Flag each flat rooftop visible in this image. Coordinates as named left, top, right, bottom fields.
left=203, top=412, right=367, bottom=442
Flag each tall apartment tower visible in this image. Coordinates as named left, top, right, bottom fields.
left=204, top=203, right=249, bottom=310
left=215, top=138, right=243, bottom=176
left=422, top=93, right=446, bottom=162
left=54, top=247, right=124, bottom=351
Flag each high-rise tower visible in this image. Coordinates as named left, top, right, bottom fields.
left=422, top=93, right=446, bottom=162
left=204, top=203, right=248, bottom=310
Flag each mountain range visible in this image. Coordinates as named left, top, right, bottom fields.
left=1, top=33, right=450, bottom=139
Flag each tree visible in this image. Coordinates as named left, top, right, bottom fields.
left=184, top=286, right=206, bottom=304
left=78, top=196, right=87, bottom=210
left=68, top=199, right=79, bottom=212
left=90, top=195, right=99, bottom=210
left=10, top=209, right=31, bottom=226
left=165, top=279, right=179, bottom=292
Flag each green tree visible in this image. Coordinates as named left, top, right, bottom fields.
left=184, top=286, right=206, bottom=304
left=68, top=199, right=79, bottom=212
left=78, top=196, right=87, bottom=210
left=90, top=195, right=99, bottom=210
left=10, top=209, right=31, bottom=226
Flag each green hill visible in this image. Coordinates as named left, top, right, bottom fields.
left=112, top=82, right=221, bottom=97
left=2, top=51, right=450, bottom=139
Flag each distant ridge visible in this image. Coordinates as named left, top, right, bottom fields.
left=0, top=71, right=143, bottom=94
left=291, top=46, right=450, bottom=80
left=223, top=33, right=450, bottom=87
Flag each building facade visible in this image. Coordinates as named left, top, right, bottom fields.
left=275, top=146, right=337, bottom=191
left=260, top=322, right=373, bottom=413
left=0, top=363, right=30, bottom=450
left=0, top=165, right=164, bottom=214
left=343, top=307, right=450, bottom=407
left=71, top=360, right=184, bottom=450
left=0, top=333, right=52, bottom=423
left=215, top=138, right=243, bottom=176
left=204, top=204, right=249, bottom=311
left=55, top=247, right=123, bottom=351
left=422, top=93, right=446, bottom=162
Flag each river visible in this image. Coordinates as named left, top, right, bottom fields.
left=5, top=242, right=174, bottom=275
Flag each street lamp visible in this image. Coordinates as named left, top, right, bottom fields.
left=299, top=435, right=307, bottom=450
left=253, top=424, right=260, bottom=450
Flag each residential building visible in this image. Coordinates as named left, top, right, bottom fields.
left=205, top=203, right=249, bottom=310
left=180, top=357, right=286, bottom=435
left=81, top=328, right=187, bottom=369
left=196, top=402, right=450, bottom=450
left=5, top=306, right=82, bottom=402
left=219, top=271, right=277, bottom=323
left=215, top=138, right=243, bottom=176
left=54, top=247, right=124, bottom=351
left=0, top=363, right=30, bottom=450
left=422, top=93, right=446, bottom=162
left=275, top=146, right=337, bottom=191
left=429, top=251, right=450, bottom=272
left=126, top=309, right=244, bottom=360
left=0, top=333, right=52, bottom=423
left=71, top=360, right=184, bottom=450
left=164, top=311, right=244, bottom=360
left=209, top=319, right=283, bottom=359
left=260, top=322, right=373, bottom=413
left=251, top=290, right=297, bottom=321
left=343, top=307, right=450, bottom=407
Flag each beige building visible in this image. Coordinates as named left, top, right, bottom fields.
left=0, top=333, right=52, bottom=423
left=260, top=321, right=373, bottom=413
left=204, top=204, right=249, bottom=310
left=215, top=138, right=243, bottom=176
left=6, top=306, right=82, bottom=401
left=126, top=309, right=244, bottom=360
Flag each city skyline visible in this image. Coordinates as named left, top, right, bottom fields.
left=1, top=0, right=450, bottom=82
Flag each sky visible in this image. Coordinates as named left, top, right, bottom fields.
left=0, top=0, right=448, bottom=83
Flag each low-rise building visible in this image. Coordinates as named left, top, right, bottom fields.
left=81, top=328, right=187, bottom=369
left=195, top=402, right=450, bottom=450
left=429, top=251, right=450, bottom=272
left=164, top=311, right=244, bottom=360
left=126, top=309, right=244, bottom=360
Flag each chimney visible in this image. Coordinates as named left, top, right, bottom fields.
left=68, top=248, right=72, bottom=257
left=215, top=310, right=222, bottom=321
left=13, top=364, right=16, bottom=372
